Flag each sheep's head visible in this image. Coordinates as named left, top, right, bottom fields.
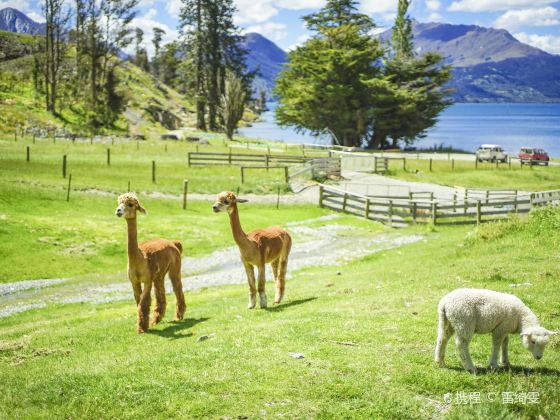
left=115, top=193, right=147, bottom=219
left=212, top=191, right=248, bottom=214
left=521, top=327, right=556, bottom=360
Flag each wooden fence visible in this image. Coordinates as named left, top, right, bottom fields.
left=187, top=151, right=312, bottom=167
left=317, top=185, right=559, bottom=227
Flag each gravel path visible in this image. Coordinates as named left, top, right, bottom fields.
left=0, top=216, right=423, bottom=318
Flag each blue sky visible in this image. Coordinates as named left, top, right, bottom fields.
left=3, top=0, right=560, bottom=54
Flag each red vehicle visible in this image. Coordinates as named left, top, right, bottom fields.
left=518, top=147, right=549, bottom=166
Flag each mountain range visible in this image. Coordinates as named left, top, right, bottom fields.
left=2, top=7, right=559, bottom=102
left=0, top=8, right=45, bottom=35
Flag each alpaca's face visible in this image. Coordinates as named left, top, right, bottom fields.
left=521, top=327, right=556, bottom=360
left=212, top=191, right=247, bottom=214
left=116, top=193, right=147, bottom=219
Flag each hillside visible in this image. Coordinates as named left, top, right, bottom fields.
left=241, top=32, right=287, bottom=97
left=0, top=30, right=195, bottom=136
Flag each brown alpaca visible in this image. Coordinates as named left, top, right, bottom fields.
left=213, top=191, right=292, bottom=309
left=115, top=193, right=186, bottom=333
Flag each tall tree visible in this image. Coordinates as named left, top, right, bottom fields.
left=371, top=0, right=452, bottom=148
left=275, top=0, right=387, bottom=147
left=151, top=27, right=165, bottom=78
left=220, top=71, right=246, bottom=141
left=42, top=0, right=70, bottom=114
left=134, top=27, right=149, bottom=70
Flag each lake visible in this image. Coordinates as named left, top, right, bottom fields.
left=238, top=103, right=560, bottom=157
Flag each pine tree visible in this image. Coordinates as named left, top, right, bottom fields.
left=151, top=27, right=165, bottom=78
left=392, top=0, right=413, bottom=61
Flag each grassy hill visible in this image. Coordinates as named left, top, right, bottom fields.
left=0, top=30, right=195, bottom=137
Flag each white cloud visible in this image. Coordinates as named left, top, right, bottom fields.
left=426, top=0, right=441, bottom=11
left=234, top=0, right=279, bottom=24
left=276, top=0, right=325, bottom=9
left=245, top=21, right=288, bottom=42
left=494, top=7, right=560, bottom=31
left=449, top=0, right=557, bottom=13
left=0, top=0, right=30, bottom=10
left=27, top=11, right=45, bottom=23
left=514, top=31, right=560, bottom=54
left=428, top=12, right=444, bottom=21
left=166, top=0, right=182, bottom=17
left=129, top=9, right=179, bottom=57
left=360, top=0, right=398, bottom=14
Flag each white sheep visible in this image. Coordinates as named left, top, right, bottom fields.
left=434, top=288, right=556, bottom=373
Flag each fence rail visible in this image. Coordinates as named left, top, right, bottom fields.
left=187, top=151, right=313, bottom=167
left=318, top=185, right=559, bottom=227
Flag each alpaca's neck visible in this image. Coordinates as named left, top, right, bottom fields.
left=520, top=307, right=540, bottom=332
left=126, top=218, right=143, bottom=262
left=228, top=205, right=252, bottom=250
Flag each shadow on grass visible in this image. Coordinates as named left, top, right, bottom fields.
left=265, top=297, right=317, bottom=313
left=148, top=317, right=210, bottom=339
left=446, top=365, right=560, bottom=376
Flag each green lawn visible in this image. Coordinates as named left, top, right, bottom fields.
left=386, top=157, right=560, bottom=191
left=1, top=200, right=559, bottom=418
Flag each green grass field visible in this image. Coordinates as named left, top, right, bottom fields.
left=1, top=203, right=559, bottom=418
left=385, top=157, right=560, bottom=191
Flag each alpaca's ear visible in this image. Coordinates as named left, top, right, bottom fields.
left=520, top=332, right=530, bottom=337
left=138, top=205, right=147, bottom=214
left=546, top=330, right=558, bottom=336
left=237, top=198, right=248, bottom=203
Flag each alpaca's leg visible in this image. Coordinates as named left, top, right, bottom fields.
left=137, top=283, right=152, bottom=333
left=435, top=318, right=454, bottom=367
left=271, top=260, right=279, bottom=282
left=501, top=335, right=510, bottom=367
left=243, top=261, right=257, bottom=309
left=151, top=278, right=166, bottom=326
left=131, top=282, right=142, bottom=305
left=257, top=265, right=267, bottom=309
left=274, top=258, right=288, bottom=304
left=455, top=335, right=476, bottom=373
left=169, top=265, right=186, bottom=321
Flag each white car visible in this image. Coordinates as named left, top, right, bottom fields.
left=475, top=144, right=508, bottom=163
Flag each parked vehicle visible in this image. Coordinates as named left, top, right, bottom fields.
left=475, top=144, right=508, bottom=163
left=518, top=147, right=549, bottom=166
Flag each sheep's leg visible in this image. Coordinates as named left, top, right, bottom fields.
left=169, top=264, right=186, bottom=321
left=257, top=265, right=267, bottom=309
left=151, top=278, right=166, bottom=326
left=455, top=335, right=476, bottom=374
left=501, top=335, right=510, bottom=367
left=435, top=319, right=454, bottom=367
left=274, top=258, right=288, bottom=304
left=137, top=283, right=152, bottom=333
left=243, top=261, right=257, bottom=309
left=489, top=332, right=505, bottom=370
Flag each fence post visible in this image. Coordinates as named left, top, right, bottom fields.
left=432, top=202, right=437, bottom=226
left=429, top=158, right=433, bottom=172
left=342, top=193, right=348, bottom=212
left=365, top=199, right=370, bottom=219
left=152, top=161, right=156, bottom=183
left=319, top=185, right=324, bottom=207
left=62, top=155, right=67, bottom=178
left=228, top=147, right=232, bottom=164
left=66, top=174, right=72, bottom=202
left=412, top=202, right=417, bottom=224
left=26, top=146, right=30, bottom=162
left=485, top=190, right=489, bottom=204
left=451, top=159, right=455, bottom=170
left=14, top=129, right=17, bottom=142
left=183, top=179, right=188, bottom=210
left=107, top=148, right=111, bottom=166
left=508, top=157, right=512, bottom=169
left=241, top=167, right=245, bottom=183
left=33, top=133, right=36, bottom=144
left=265, top=154, right=269, bottom=170
left=188, top=152, right=191, bottom=167
left=388, top=200, right=393, bottom=227
left=475, top=158, right=478, bottom=169
left=403, top=158, right=406, bottom=171
left=476, top=200, right=481, bottom=225
left=284, top=166, right=288, bottom=183
left=276, top=185, right=280, bottom=209
left=495, top=159, right=498, bottom=169
left=530, top=193, right=535, bottom=208
left=374, top=156, right=378, bottom=173
left=127, top=181, right=130, bottom=192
